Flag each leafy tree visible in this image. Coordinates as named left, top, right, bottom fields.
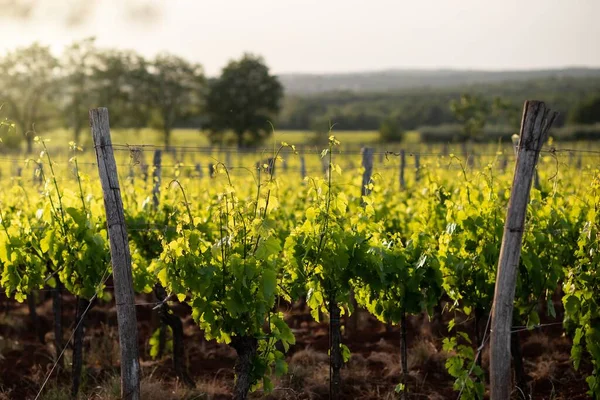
left=569, top=95, right=600, bottom=124
left=379, top=117, right=403, bottom=142
left=489, top=97, right=523, bottom=132
left=449, top=94, right=491, bottom=141
left=60, top=37, right=101, bottom=143
left=205, top=54, right=283, bottom=147
left=0, top=43, right=59, bottom=153
left=92, top=49, right=152, bottom=130
left=146, top=54, right=205, bottom=148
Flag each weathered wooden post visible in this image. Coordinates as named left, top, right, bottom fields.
left=361, top=147, right=374, bottom=197
left=349, top=147, right=374, bottom=343
left=399, top=149, right=406, bottom=189
left=226, top=149, right=232, bottom=169
left=89, top=108, right=141, bottom=400
left=152, top=150, right=162, bottom=208
left=414, top=153, right=420, bottom=182
left=141, top=164, right=149, bottom=183
left=195, top=163, right=203, bottom=178
left=490, top=101, right=557, bottom=400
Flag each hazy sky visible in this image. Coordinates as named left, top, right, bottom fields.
left=0, top=0, right=598, bottom=75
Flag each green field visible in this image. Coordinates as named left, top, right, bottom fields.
left=38, top=128, right=384, bottom=153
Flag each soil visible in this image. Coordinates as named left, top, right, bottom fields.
left=0, top=291, right=593, bottom=400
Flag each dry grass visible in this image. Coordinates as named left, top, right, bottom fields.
left=87, top=323, right=121, bottom=370
left=0, top=388, right=12, bottom=400
left=289, top=348, right=328, bottom=366
left=366, top=351, right=398, bottom=377
left=86, top=375, right=210, bottom=400
left=529, top=354, right=558, bottom=381
left=408, top=339, right=440, bottom=370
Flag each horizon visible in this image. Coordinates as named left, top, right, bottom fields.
left=277, top=65, right=600, bottom=76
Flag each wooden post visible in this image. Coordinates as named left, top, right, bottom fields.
left=500, top=156, right=508, bottom=172
left=89, top=108, right=141, bottom=400
left=152, top=150, right=162, bottom=208
left=361, top=147, right=374, bottom=197
left=414, top=153, right=420, bottom=182
left=321, top=153, right=328, bottom=176
left=195, top=163, right=203, bottom=179
left=226, top=150, right=232, bottom=169
left=399, top=149, right=406, bottom=189
left=490, top=101, right=557, bottom=400
left=141, top=164, right=149, bottom=183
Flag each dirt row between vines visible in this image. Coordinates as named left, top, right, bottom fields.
left=0, top=292, right=592, bottom=399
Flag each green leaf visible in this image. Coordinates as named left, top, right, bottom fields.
left=341, top=344, right=351, bottom=362
left=564, top=295, right=579, bottom=317
left=157, top=268, right=168, bottom=287
left=255, top=236, right=281, bottom=260
left=262, top=376, right=274, bottom=393
left=274, top=358, right=288, bottom=376
left=335, top=192, right=348, bottom=213
left=273, top=317, right=295, bottom=345
left=262, top=269, right=277, bottom=299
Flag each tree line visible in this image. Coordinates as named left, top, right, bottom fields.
left=0, top=38, right=283, bottom=151
left=277, top=78, right=600, bottom=133
left=1, top=38, right=600, bottom=152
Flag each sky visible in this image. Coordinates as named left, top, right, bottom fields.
left=0, top=0, right=598, bottom=76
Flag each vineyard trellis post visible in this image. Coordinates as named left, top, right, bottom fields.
left=414, top=153, right=420, bottom=182
left=361, top=147, right=374, bottom=197
left=399, top=149, right=406, bottom=189
left=152, top=149, right=162, bottom=208
left=490, top=100, right=557, bottom=400
left=226, top=149, right=232, bottom=169
left=90, top=107, right=141, bottom=400
left=346, top=146, right=374, bottom=339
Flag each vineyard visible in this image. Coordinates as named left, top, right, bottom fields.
left=0, top=108, right=599, bottom=400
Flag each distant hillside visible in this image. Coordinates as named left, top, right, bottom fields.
left=278, top=68, right=600, bottom=94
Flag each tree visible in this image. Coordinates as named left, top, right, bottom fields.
left=205, top=54, right=283, bottom=147
left=60, top=37, right=101, bottom=143
left=0, top=43, right=59, bottom=153
left=146, top=54, right=204, bottom=148
left=92, top=49, right=152, bottom=130
left=379, top=118, right=403, bottom=143
left=569, top=95, right=600, bottom=125
left=450, top=94, right=491, bottom=141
